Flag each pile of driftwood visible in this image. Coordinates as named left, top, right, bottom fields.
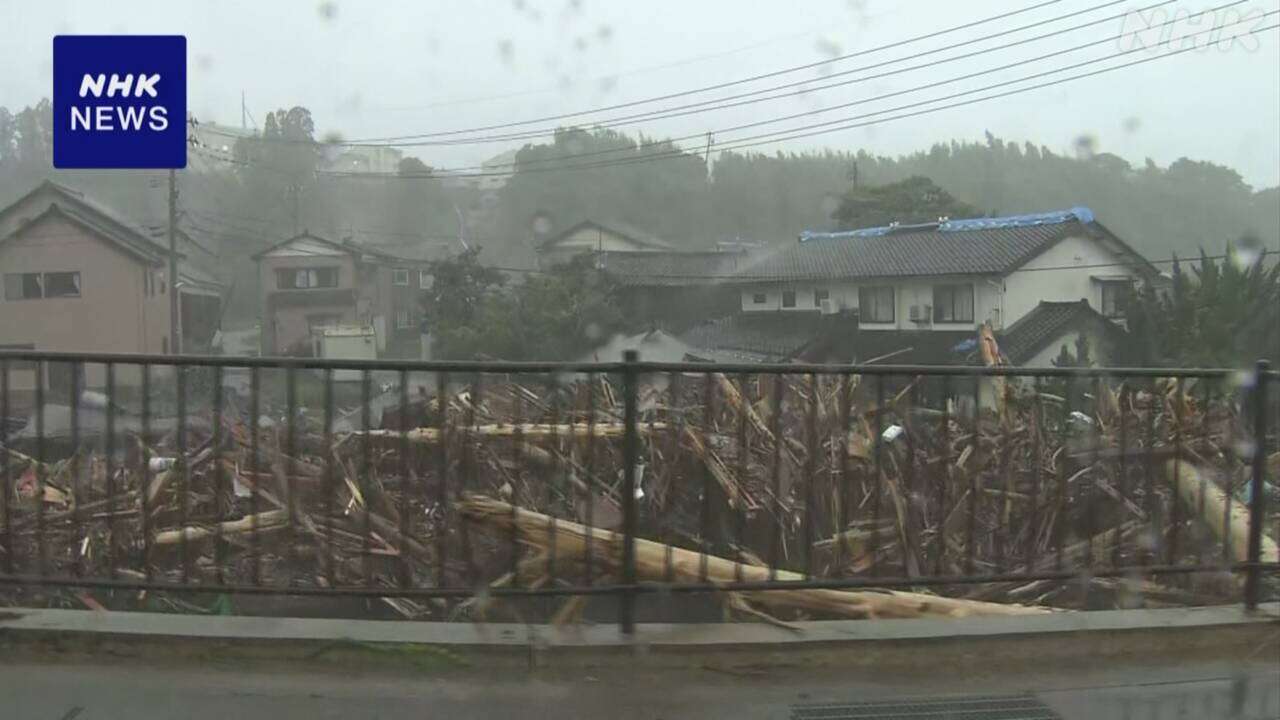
left=0, top=362, right=1275, bottom=622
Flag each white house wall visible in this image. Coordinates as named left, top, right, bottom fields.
left=739, top=276, right=1001, bottom=330
left=1001, top=234, right=1139, bottom=326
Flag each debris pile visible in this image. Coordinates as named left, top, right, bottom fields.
left=0, top=367, right=1275, bottom=621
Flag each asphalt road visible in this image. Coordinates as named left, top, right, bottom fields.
left=1, top=656, right=1277, bottom=719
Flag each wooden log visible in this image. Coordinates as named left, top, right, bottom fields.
left=460, top=495, right=1049, bottom=619
left=153, top=509, right=289, bottom=545
left=1166, top=459, right=1279, bottom=563
left=680, top=426, right=755, bottom=510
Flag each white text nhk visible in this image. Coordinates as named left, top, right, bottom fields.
left=69, top=73, right=169, bottom=131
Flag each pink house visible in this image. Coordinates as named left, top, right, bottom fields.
left=254, top=232, right=431, bottom=358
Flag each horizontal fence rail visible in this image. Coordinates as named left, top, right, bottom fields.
left=0, top=350, right=1275, bottom=630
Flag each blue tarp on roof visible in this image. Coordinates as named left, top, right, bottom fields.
left=799, top=207, right=1094, bottom=243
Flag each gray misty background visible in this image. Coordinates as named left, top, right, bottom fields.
left=3, top=0, right=1277, bottom=184
left=0, top=0, right=1277, bottom=331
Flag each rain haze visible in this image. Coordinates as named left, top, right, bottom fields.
left=1, top=3, right=1279, bottom=718
left=2, top=0, right=1278, bottom=185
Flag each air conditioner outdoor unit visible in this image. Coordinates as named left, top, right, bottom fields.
left=909, top=304, right=933, bottom=323
left=819, top=298, right=839, bottom=315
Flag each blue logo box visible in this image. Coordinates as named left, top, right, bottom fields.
left=53, top=35, right=187, bottom=169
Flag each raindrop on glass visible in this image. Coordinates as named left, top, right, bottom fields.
left=1233, top=234, right=1263, bottom=268
left=1073, top=134, right=1098, bottom=161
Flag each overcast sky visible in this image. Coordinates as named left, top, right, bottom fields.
left=4, top=0, right=1279, bottom=187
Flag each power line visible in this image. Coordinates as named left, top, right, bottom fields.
left=193, top=0, right=1067, bottom=149
left=360, top=0, right=1231, bottom=155
left=190, top=10, right=1277, bottom=183
left=350, top=0, right=1066, bottom=144
left=316, top=14, right=1280, bottom=180
left=357, top=0, right=1159, bottom=149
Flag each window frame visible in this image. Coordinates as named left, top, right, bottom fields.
left=3, top=273, right=42, bottom=301
left=813, top=288, right=830, bottom=307
left=43, top=271, right=82, bottom=299
left=1099, top=279, right=1131, bottom=318
left=751, top=292, right=767, bottom=305
left=394, top=308, right=412, bottom=329
left=276, top=266, right=339, bottom=290
left=419, top=269, right=431, bottom=288
left=781, top=290, right=797, bottom=308
left=858, top=286, right=895, bottom=324
left=932, top=283, right=974, bottom=323
left=392, top=268, right=411, bottom=286
left=0, top=343, right=37, bottom=371
left=3, top=272, right=82, bottom=300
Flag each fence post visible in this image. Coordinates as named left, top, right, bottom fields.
left=1245, top=359, right=1270, bottom=611
left=620, top=350, right=639, bottom=634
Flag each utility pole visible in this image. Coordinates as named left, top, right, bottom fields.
left=168, top=168, right=180, bottom=355
left=703, top=131, right=713, bottom=172
left=241, top=90, right=247, bottom=130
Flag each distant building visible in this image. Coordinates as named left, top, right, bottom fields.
left=535, top=218, right=753, bottom=331
left=0, top=181, right=224, bottom=392
left=682, top=207, right=1160, bottom=366
left=254, top=232, right=432, bottom=358
left=320, top=144, right=404, bottom=174
left=186, top=119, right=257, bottom=172
left=536, top=219, right=676, bottom=269
left=477, top=148, right=519, bottom=192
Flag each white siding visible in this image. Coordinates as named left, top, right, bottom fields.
left=1001, top=234, right=1140, bottom=327
left=740, top=277, right=999, bottom=330
left=738, top=234, right=1143, bottom=330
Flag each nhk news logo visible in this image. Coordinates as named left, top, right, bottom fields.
left=53, top=35, right=187, bottom=169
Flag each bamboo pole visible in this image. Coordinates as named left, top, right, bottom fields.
left=460, top=495, right=1049, bottom=619
left=1166, top=459, right=1279, bottom=563
left=153, top=509, right=289, bottom=545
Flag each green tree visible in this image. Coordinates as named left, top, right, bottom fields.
left=420, top=248, right=508, bottom=359
left=831, top=175, right=979, bottom=229
left=1124, top=243, right=1280, bottom=367
left=422, top=252, right=623, bottom=360
left=232, top=106, right=320, bottom=230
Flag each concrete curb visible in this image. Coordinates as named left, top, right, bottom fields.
left=2, top=604, right=1277, bottom=673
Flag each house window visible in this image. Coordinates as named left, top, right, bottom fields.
left=813, top=288, right=829, bottom=307
left=782, top=290, right=796, bottom=308
left=3, top=272, right=81, bottom=300
left=395, top=308, right=412, bottom=329
left=1100, top=280, right=1130, bottom=318
left=751, top=292, right=767, bottom=305
left=933, top=284, right=974, bottom=323
left=419, top=270, right=431, bottom=289
left=4, top=273, right=43, bottom=300
left=277, top=267, right=338, bottom=290
left=858, top=286, right=895, bottom=323
left=393, top=268, right=410, bottom=286
left=43, top=272, right=82, bottom=298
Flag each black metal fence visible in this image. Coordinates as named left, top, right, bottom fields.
left=0, top=349, right=1275, bottom=632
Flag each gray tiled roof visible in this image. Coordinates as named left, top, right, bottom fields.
left=598, top=250, right=747, bottom=287
left=735, top=220, right=1087, bottom=282
left=998, top=300, right=1119, bottom=363
left=679, top=313, right=831, bottom=361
